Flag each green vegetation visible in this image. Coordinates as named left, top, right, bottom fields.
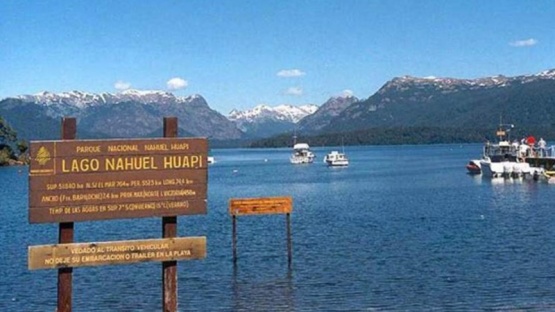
left=0, top=116, right=28, bottom=166
left=250, top=126, right=555, bottom=148
left=252, top=78, right=555, bottom=148
left=324, top=79, right=555, bottom=134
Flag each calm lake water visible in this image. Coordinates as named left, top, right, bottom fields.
left=2, top=144, right=555, bottom=311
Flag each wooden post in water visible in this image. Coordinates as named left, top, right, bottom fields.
left=58, top=117, right=76, bottom=312
left=232, top=215, right=237, bottom=264
left=229, top=197, right=293, bottom=265
left=162, top=117, right=178, bottom=312
left=286, top=212, right=292, bottom=267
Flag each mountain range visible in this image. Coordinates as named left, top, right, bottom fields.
left=0, top=89, right=243, bottom=141
left=2, top=69, right=555, bottom=145
left=325, top=69, right=555, bottom=133
left=297, top=95, right=359, bottom=133
left=228, top=104, right=318, bottom=138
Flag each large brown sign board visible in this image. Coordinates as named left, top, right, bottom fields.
left=29, top=237, right=206, bottom=270
left=29, top=138, right=208, bottom=223
left=229, top=196, right=292, bottom=216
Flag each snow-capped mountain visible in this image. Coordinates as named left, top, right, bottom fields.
left=378, top=69, right=555, bottom=95
left=4, top=68, right=555, bottom=143
left=228, top=104, right=318, bottom=123
left=2, top=90, right=242, bottom=141
left=228, top=104, right=318, bottom=138
left=325, top=68, right=555, bottom=133
left=15, top=89, right=198, bottom=108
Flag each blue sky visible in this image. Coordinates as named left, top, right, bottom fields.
left=1, top=0, right=554, bottom=114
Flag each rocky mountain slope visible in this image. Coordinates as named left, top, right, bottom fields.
left=3, top=69, right=555, bottom=145
left=297, top=95, right=359, bottom=133
left=323, top=69, right=555, bottom=133
left=228, top=104, right=318, bottom=138
left=0, top=90, right=243, bottom=141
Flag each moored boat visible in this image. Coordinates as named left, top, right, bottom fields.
left=324, top=151, right=349, bottom=167
left=290, top=143, right=315, bottom=164
left=468, top=123, right=531, bottom=178
left=465, top=160, right=481, bottom=174
left=479, top=139, right=532, bottom=178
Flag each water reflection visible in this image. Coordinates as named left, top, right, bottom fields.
left=469, top=173, right=483, bottom=185
left=232, top=264, right=294, bottom=311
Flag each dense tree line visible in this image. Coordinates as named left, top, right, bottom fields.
left=0, top=116, right=28, bottom=166
left=249, top=126, right=555, bottom=148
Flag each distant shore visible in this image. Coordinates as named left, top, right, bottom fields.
left=2, top=159, right=27, bottom=166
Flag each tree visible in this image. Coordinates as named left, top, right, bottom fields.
left=0, top=116, right=17, bottom=144
left=16, top=140, right=28, bottom=154
left=0, top=116, right=22, bottom=165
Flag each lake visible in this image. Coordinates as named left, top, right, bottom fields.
left=2, top=144, right=555, bottom=311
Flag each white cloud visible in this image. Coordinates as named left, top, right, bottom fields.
left=341, top=89, right=354, bottom=97
left=114, top=81, right=131, bottom=90
left=277, top=69, right=306, bottom=77
left=166, top=77, right=188, bottom=90
left=284, top=87, right=303, bottom=96
left=509, top=38, right=538, bottom=47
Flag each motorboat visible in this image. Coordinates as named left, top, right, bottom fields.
left=472, top=124, right=531, bottom=178
left=465, top=160, right=481, bottom=174
left=324, top=150, right=349, bottom=166
left=525, top=142, right=555, bottom=180
left=290, top=143, right=315, bottom=164
left=208, top=156, right=215, bottom=164
left=468, top=123, right=555, bottom=180
left=479, top=141, right=531, bottom=178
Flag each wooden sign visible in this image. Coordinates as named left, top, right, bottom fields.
left=229, top=196, right=293, bottom=265
left=229, top=197, right=292, bottom=216
left=29, top=237, right=206, bottom=270
left=28, top=138, right=208, bottom=223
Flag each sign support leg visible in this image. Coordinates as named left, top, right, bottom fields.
left=162, top=216, right=177, bottom=312
left=162, top=117, right=178, bottom=312
left=58, top=117, right=76, bottom=312
left=286, top=213, right=292, bottom=267
left=232, top=215, right=237, bottom=264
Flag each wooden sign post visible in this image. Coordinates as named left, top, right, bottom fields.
left=28, top=117, right=208, bottom=312
left=59, top=117, right=75, bottom=312
left=229, top=196, right=293, bottom=266
left=162, top=117, right=178, bottom=312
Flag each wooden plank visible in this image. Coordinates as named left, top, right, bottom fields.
left=28, top=237, right=206, bottom=270
left=29, top=153, right=208, bottom=176
left=229, top=196, right=292, bottom=216
left=229, top=197, right=294, bottom=265
left=29, top=183, right=207, bottom=208
left=29, top=167, right=206, bottom=192
left=28, top=137, right=208, bottom=223
left=29, top=137, right=207, bottom=158
left=29, top=198, right=207, bottom=223
left=29, top=138, right=208, bottom=176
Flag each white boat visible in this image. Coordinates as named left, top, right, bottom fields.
left=479, top=142, right=531, bottom=178
left=208, top=156, right=215, bottom=164
left=524, top=142, right=555, bottom=181
left=471, top=124, right=531, bottom=178
left=324, top=150, right=349, bottom=166
left=290, top=143, right=315, bottom=164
